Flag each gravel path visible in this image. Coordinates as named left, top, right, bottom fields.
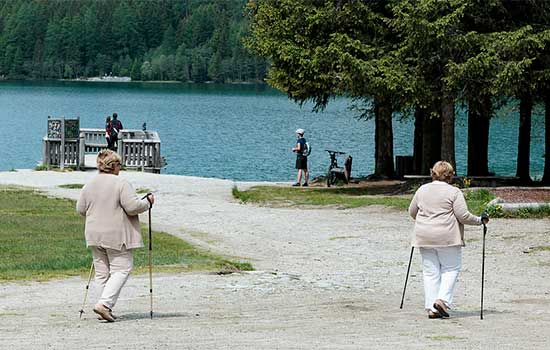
left=1, top=170, right=549, bottom=349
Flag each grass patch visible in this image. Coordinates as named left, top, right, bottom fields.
left=136, top=187, right=152, bottom=194
left=0, top=312, right=24, bottom=317
left=233, top=186, right=493, bottom=212
left=34, top=165, right=76, bottom=172
left=0, top=187, right=251, bottom=281
left=329, top=235, right=361, bottom=240
left=501, top=235, right=524, bottom=240
left=528, top=246, right=550, bottom=253
left=233, top=186, right=545, bottom=218
left=426, top=335, right=464, bottom=341
left=58, top=184, right=84, bottom=189
left=232, top=185, right=411, bottom=209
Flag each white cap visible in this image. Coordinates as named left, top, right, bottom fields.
left=295, top=128, right=304, bottom=135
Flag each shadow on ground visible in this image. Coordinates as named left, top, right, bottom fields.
left=450, top=308, right=510, bottom=319
left=116, top=312, right=192, bottom=321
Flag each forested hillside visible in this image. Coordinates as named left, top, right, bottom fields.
left=0, top=0, right=267, bottom=82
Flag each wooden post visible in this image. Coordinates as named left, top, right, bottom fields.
left=42, top=138, right=47, bottom=169
left=46, top=141, right=51, bottom=170
left=117, top=138, right=123, bottom=165
left=60, top=117, right=65, bottom=171
left=142, top=140, right=146, bottom=172
left=78, top=131, right=85, bottom=170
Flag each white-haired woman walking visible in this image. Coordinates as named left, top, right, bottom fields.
left=408, top=161, right=489, bottom=318
left=77, top=150, right=154, bottom=322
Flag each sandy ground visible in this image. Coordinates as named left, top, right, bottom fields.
left=0, top=170, right=549, bottom=349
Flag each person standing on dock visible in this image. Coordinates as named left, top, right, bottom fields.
left=292, top=128, right=309, bottom=187
left=110, top=113, right=123, bottom=151
left=105, top=116, right=114, bottom=150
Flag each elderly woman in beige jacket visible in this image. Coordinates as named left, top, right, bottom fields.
left=408, top=161, right=489, bottom=319
left=77, top=150, right=154, bottom=322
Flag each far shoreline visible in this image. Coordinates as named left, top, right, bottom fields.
left=0, top=77, right=267, bottom=85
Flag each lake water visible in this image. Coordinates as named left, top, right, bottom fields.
left=0, top=81, right=545, bottom=181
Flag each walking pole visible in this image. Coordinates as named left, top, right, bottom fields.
left=400, top=246, right=414, bottom=309
left=79, top=260, right=95, bottom=318
left=480, top=222, right=487, bottom=320
left=143, top=193, right=154, bottom=319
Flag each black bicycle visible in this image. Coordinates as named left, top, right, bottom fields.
left=325, top=150, right=353, bottom=187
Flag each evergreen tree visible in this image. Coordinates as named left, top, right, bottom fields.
left=0, top=0, right=264, bottom=82
left=130, top=58, right=141, bottom=80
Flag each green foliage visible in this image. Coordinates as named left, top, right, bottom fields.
left=484, top=203, right=504, bottom=218
left=0, top=187, right=252, bottom=280
left=34, top=164, right=48, bottom=171
left=464, top=188, right=493, bottom=201
left=464, top=189, right=495, bottom=215
left=246, top=0, right=410, bottom=111
left=484, top=203, right=550, bottom=219
left=0, top=0, right=267, bottom=83
left=512, top=205, right=550, bottom=219
left=247, top=0, right=550, bottom=110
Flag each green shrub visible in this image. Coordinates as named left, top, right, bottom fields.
left=514, top=205, right=550, bottom=219
left=484, top=203, right=504, bottom=218
left=464, top=189, right=495, bottom=215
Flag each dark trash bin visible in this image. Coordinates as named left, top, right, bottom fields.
left=395, top=155, right=414, bottom=179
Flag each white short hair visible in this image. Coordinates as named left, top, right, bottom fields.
left=431, top=161, right=454, bottom=183
left=97, top=150, right=121, bottom=173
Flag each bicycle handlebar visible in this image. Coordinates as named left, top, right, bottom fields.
left=325, top=149, right=347, bottom=155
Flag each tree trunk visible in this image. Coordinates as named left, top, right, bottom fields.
left=516, top=94, right=533, bottom=183
left=420, top=111, right=442, bottom=174
left=440, top=95, right=456, bottom=169
left=543, top=92, right=550, bottom=184
left=413, top=107, right=424, bottom=174
left=373, top=95, right=395, bottom=178
left=467, top=96, right=491, bottom=176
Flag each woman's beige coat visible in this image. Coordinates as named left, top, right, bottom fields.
left=408, top=181, right=481, bottom=247
left=76, top=173, right=150, bottom=250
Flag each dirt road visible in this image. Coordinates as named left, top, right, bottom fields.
left=1, top=170, right=549, bottom=349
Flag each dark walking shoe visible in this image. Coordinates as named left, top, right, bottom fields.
left=292, top=183, right=301, bottom=187
left=97, top=312, right=117, bottom=321
left=433, top=299, right=450, bottom=318
left=302, top=183, right=309, bottom=187
left=93, top=304, right=115, bottom=322
left=96, top=307, right=117, bottom=320
left=428, top=310, right=442, bottom=319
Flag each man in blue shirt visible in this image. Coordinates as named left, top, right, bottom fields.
left=291, top=128, right=309, bottom=187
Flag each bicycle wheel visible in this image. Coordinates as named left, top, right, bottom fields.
left=326, top=169, right=336, bottom=187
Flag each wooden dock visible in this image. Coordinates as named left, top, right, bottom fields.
left=42, top=127, right=165, bottom=173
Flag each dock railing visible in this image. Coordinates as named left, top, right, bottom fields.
left=42, top=128, right=164, bottom=173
